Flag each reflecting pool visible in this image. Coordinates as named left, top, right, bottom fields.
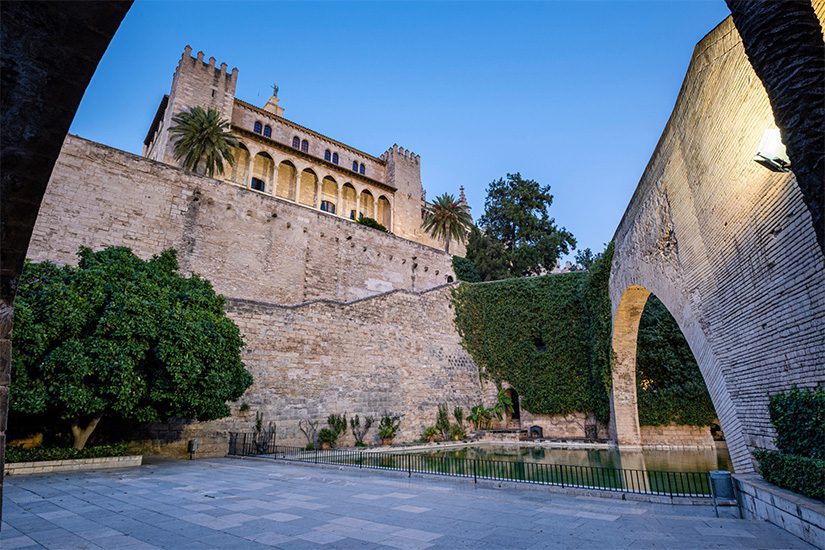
left=409, top=444, right=733, bottom=474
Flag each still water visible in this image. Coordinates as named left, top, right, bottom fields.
left=409, top=444, right=733, bottom=473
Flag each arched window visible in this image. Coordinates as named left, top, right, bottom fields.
left=324, top=149, right=331, bottom=161
left=292, top=136, right=300, bottom=148
left=359, top=163, right=365, bottom=175
left=332, top=152, right=339, bottom=165
left=263, top=125, right=272, bottom=138
left=251, top=152, right=273, bottom=193
left=342, top=183, right=357, bottom=220
left=301, top=139, right=309, bottom=153
left=352, top=160, right=358, bottom=171
left=276, top=161, right=297, bottom=201
left=254, top=121, right=263, bottom=134
left=320, top=200, right=336, bottom=214
left=251, top=178, right=265, bottom=192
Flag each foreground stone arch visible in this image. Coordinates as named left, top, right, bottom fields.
left=610, top=15, right=825, bottom=474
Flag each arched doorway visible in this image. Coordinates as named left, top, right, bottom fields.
left=505, top=388, right=521, bottom=427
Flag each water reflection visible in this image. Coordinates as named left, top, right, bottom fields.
left=417, top=444, right=733, bottom=474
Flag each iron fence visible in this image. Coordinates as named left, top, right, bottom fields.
left=227, top=435, right=712, bottom=498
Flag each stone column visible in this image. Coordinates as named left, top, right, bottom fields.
left=336, top=185, right=343, bottom=217
left=245, top=155, right=253, bottom=189
left=355, top=190, right=362, bottom=219
left=292, top=170, right=300, bottom=202
left=372, top=197, right=378, bottom=220
left=314, top=178, right=320, bottom=209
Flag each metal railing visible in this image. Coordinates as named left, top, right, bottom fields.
left=227, top=434, right=712, bottom=498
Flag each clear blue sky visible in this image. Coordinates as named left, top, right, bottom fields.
left=70, top=0, right=731, bottom=259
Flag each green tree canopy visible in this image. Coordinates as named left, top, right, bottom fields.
left=464, top=227, right=511, bottom=282
left=11, top=246, right=253, bottom=448
left=472, top=173, right=576, bottom=279
left=169, top=105, right=238, bottom=177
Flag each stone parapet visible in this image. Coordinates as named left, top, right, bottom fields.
left=734, top=474, right=825, bottom=548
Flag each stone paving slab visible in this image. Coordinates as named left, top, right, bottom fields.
left=1, top=457, right=813, bottom=549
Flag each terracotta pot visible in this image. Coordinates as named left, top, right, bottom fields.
left=427, top=436, right=437, bottom=444
left=381, top=438, right=393, bottom=446
left=321, top=441, right=331, bottom=450
left=452, top=435, right=461, bottom=441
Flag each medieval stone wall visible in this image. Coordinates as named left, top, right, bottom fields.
left=29, top=136, right=455, bottom=305
left=26, top=135, right=479, bottom=456
left=610, top=16, right=825, bottom=474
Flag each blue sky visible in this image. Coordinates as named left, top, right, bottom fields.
left=70, top=0, right=731, bottom=259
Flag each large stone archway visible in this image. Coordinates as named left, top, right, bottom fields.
left=610, top=13, right=825, bottom=474
left=0, top=1, right=132, bottom=515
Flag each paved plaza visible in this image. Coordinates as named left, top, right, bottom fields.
left=1, top=458, right=811, bottom=549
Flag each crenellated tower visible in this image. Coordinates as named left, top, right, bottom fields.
left=382, top=144, right=424, bottom=243
left=143, top=46, right=238, bottom=165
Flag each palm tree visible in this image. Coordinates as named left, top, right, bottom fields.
left=421, top=193, right=473, bottom=254
left=169, top=106, right=238, bottom=177
left=726, top=1, right=825, bottom=256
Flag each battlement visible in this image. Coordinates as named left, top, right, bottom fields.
left=381, top=143, right=420, bottom=164
left=177, top=45, right=238, bottom=87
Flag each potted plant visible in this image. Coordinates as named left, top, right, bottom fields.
left=350, top=414, right=374, bottom=447
left=378, top=413, right=401, bottom=446
left=435, top=404, right=450, bottom=441
left=469, top=404, right=493, bottom=431
left=318, top=428, right=337, bottom=450
left=449, top=423, right=466, bottom=441
left=423, top=425, right=440, bottom=443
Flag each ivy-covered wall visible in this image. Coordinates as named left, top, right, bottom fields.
left=452, top=243, right=717, bottom=427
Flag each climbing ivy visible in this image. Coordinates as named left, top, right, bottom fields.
left=452, top=241, right=717, bottom=426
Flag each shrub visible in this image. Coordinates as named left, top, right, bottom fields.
left=768, top=387, right=824, bottom=459
left=435, top=404, right=450, bottom=440
left=317, top=428, right=338, bottom=447
left=423, top=425, right=440, bottom=441
left=357, top=217, right=388, bottom=233
left=448, top=423, right=466, bottom=440
left=753, top=449, right=825, bottom=501
left=349, top=414, right=374, bottom=446
left=378, top=413, right=401, bottom=440
left=327, top=414, right=347, bottom=438
left=6, top=443, right=129, bottom=463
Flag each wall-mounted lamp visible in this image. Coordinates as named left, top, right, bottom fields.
left=754, top=128, right=791, bottom=172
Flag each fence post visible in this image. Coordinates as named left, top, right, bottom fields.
left=473, top=459, right=477, bottom=484
left=315, top=447, right=318, bottom=464
left=360, top=452, right=363, bottom=469
left=407, top=454, right=411, bottom=478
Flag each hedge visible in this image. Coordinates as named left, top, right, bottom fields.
left=768, top=386, right=824, bottom=460
left=753, top=449, right=825, bottom=501
left=452, top=242, right=717, bottom=426
left=5, top=443, right=130, bottom=463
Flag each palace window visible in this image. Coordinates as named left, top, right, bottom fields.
left=251, top=177, right=266, bottom=192
left=320, top=200, right=336, bottom=214
left=332, top=152, right=339, bottom=165
left=292, top=136, right=300, bottom=148
left=359, top=163, right=365, bottom=175
left=301, top=139, right=309, bottom=153
left=324, top=149, right=331, bottom=161
left=352, top=160, right=358, bottom=171
left=349, top=210, right=356, bottom=220
left=263, top=125, right=272, bottom=138
left=253, top=121, right=263, bottom=134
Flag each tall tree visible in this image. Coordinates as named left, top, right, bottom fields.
left=464, top=226, right=511, bottom=281
left=169, top=106, right=238, bottom=177
left=477, top=173, right=576, bottom=278
left=726, top=1, right=825, bottom=256
left=10, top=246, right=253, bottom=449
left=421, top=193, right=473, bottom=254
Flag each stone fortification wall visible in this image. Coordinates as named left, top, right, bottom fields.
left=222, top=285, right=481, bottom=448
left=27, top=135, right=478, bottom=455
left=29, top=136, right=455, bottom=304
left=609, top=16, right=825, bottom=474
